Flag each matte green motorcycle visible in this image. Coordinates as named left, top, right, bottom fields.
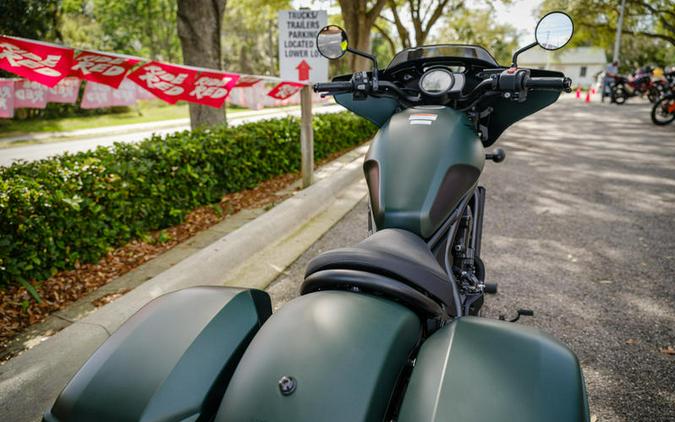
left=45, top=12, right=590, bottom=422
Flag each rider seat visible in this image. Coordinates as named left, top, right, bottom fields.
left=303, top=229, right=454, bottom=316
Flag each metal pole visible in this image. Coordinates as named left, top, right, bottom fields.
left=612, top=0, right=626, bottom=62
left=300, top=85, right=314, bottom=188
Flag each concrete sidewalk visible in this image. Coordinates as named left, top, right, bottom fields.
left=0, top=144, right=369, bottom=422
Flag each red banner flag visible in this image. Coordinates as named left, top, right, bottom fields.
left=267, top=81, right=304, bottom=100
left=110, top=78, right=137, bottom=107
left=71, top=51, right=139, bottom=89
left=127, top=61, right=197, bottom=104
left=0, top=80, right=15, bottom=118
left=14, top=79, right=48, bottom=109
left=0, top=36, right=73, bottom=87
left=185, top=71, right=239, bottom=108
left=46, top=77, right=80, bottom=104
left=133, top=81, right=156, bottom=100
left=80, top=82, right=113, bottom=109
left=235, top=76, right=262, bottom=88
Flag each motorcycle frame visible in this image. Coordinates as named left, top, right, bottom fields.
left=368, top=184, right=487, bottom=318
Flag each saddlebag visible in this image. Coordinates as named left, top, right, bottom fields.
left=44, top=287, right=271, bottom=422
left=398, top=316, right=590, bottom=422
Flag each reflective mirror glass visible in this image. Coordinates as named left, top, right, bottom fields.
left=535, top=12, right=574, bottom=50
left=316, top=25, right=348, bottom=59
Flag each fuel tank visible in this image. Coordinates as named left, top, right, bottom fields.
left=364, top=106, right=485, bottom=239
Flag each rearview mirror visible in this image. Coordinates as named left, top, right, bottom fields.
left=535, top=12, right=574, bottom=50
left=316, top=25, right=349, bottom=59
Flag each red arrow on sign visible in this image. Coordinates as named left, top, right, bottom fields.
left=296, top=60, right=311, bottom=81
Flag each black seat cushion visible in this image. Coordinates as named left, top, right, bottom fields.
left=305, top=229, right=453, bottom=309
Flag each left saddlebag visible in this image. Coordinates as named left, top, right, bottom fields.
left=43, top=286, right=272, bottom=422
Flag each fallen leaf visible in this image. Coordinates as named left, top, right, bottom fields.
left=659, top=346, right=675, bottom=356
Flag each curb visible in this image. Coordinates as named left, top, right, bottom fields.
left=0, top=144, right=368, bottom=422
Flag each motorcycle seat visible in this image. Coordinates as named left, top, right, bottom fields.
left=304, top=229, right=453, bottom=312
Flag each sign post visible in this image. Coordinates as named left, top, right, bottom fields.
left=278, top=10, right=328, bottom=188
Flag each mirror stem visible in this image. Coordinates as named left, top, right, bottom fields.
left=347, top=47, right=379, bottom=90
left=510, top=41, right=537, bottom=68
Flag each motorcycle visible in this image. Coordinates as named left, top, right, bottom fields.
left=44, top=12, right=590, bottom=422
left=651, top=92, right=675, bottom=125
left=611, top=68, right=663, bottom=104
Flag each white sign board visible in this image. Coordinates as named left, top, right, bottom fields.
left=278, top=10, right=328, bottom=83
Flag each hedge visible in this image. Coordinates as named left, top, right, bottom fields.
left=0, top=112, right=377, bottom=289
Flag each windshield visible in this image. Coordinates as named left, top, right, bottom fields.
left=387, top=44, right=499, bottom=69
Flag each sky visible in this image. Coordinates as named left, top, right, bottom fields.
left=493, top=0, right=542, bottom=40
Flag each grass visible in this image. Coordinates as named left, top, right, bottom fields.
left=0, top=101, right=252, bottom=137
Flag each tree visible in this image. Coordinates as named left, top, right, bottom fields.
left=337, top=0, right=389, bottom=71
left=540, top=0, right=675, bottom=69
left=177, top=0, right=227, bottom=129
left=384, top=0, right=463, bottom=49
left=93, top=0, right=181, bottom=62
left=432, top=7, right=520, bottom=65
left=0, top=0, right=62, bottom=41
left=221, top=0, right=290, bottom=75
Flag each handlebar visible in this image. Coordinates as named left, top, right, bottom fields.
left=313, top=72, right=573, bottom=101
left=525, top=76, right=572, bottom=92
left=312, top=81, right=353, bottom=93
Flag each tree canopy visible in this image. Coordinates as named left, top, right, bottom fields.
left=540, top=0, right=675, bottom=69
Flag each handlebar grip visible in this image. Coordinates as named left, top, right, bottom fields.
left=525, top=77, right=572, bottom=92
left=313, top=81, right=353, bottom=93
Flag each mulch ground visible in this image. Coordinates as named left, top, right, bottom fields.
left=0, top=172, right=300, bottom=356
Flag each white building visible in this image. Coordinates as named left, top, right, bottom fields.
left=518, top=46, right=607, bottom=87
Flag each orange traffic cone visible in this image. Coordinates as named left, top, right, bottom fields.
left=585, top=89, right=591, bottom=103
left=576, top=87, right=581, bottom=98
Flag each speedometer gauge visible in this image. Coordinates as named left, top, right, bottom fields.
left=419, top=69, right=455, bottom=96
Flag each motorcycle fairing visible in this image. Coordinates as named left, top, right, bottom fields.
left=215, top=291, right=421, bottom=422
left=332, top=69, right=563, bottom=148
left=44, top=287, right=271, bottom=422
left=334, top=93, right=399, bottom=127
left=398, top=316, right=590, bottom=422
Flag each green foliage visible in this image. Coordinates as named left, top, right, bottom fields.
left=0, top=0, right=61, bottom=40
left=0, top=112, right=377, bottom=288
left=91, top=0, right=181, bottom=62
left=221, top=0, right=291, bottom=75
left=540, top=0, right=675, bottom=70
left=432, top=7, right=520, bottom=65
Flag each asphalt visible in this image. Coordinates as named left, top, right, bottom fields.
left=267, top=96, right=675, bottom=421
left=0, top=104, right=344, bottom=166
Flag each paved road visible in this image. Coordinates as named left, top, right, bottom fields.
left=0, top=104, right=344, bottom=166
left=267, top=97, right=675, bottom=421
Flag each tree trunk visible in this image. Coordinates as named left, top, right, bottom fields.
left=338, top=0, right=388, bottom=72
left=177, top=0, right=227, bottom=130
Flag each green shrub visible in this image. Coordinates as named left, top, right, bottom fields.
left=0, top=112, right=377, bottom=288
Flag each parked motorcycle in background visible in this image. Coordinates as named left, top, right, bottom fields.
left=651, top=92, right=675, bottom=125
left=611, top=66, right=666, bottom=104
